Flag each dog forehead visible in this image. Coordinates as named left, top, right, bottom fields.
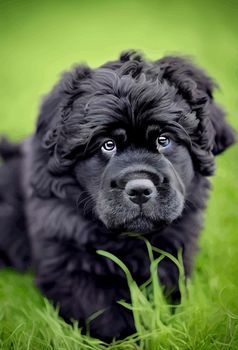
left=79, top=76, right=189, bottom=125
left=68, top=67, right=197, bottom=149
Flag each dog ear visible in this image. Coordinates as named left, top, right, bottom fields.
left=36, top=65, right=92, bottom=138
left=32, top=65, right=92, bottom=199
left=157, top=56, right=235, bottom=171
left=209, top=103, right=235, bottom=155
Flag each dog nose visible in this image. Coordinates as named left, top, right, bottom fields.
left=125, top=179, right=156, bottom=205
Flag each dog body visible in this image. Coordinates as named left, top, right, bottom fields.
left=0, top=51, right=235, bottom=340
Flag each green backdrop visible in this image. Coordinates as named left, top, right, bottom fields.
left=0, top=0, right=238, bottom=348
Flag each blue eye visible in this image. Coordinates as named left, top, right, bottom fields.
left=101, top=140, right=117, bottom=153
left=156, top=135, right=170, bottom=148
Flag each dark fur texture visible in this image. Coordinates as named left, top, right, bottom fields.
left=0, top=51, right=235, bottom=340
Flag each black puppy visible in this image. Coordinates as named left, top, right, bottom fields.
left=0, top=51, right=235, bottom=340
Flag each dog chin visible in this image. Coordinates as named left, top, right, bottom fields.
left=102, top=215, right=167, bottom=234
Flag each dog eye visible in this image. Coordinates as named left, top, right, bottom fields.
left=101, top=140, right=117, bottom=153
left=156, top=135, right=170, bottom=148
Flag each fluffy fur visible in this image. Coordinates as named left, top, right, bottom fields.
left=0, top=51, right=235, bottom=340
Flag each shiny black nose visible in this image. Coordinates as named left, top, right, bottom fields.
left=125, top=179, right=156, bottom=205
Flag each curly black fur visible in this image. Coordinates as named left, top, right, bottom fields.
left=0, top=51, right=235, bottom=340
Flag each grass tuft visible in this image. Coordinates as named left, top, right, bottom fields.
left=0, top=241, right=237, bottom=349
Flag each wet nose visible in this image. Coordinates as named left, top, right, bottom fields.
left=125, top=179, right=156, bottom=205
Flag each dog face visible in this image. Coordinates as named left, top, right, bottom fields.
left=73, top=73, right=195, bottom=232
left=34, top=51, right=235, bottom=233
left=75, top=139, right=192, bottom=233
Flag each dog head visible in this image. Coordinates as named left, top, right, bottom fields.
left=33, top=51, right=235, bottom=233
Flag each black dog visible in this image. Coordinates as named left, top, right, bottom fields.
left=0, top=51, right=235, bottom=340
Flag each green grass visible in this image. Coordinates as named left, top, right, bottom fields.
left=0, top=0, right=238, bottom=349
left=0, top=246, right=237, bottom=349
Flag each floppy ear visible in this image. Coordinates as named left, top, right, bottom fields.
left=36, top=65, right=92, bottom=138
left=32, top=65, right=92, bottom=198
left=157, top=56, right=235, bottom=172
left=209, top=103, right=235, bottom=155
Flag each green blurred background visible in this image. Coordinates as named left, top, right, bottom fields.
left=1, top=0, right=238, bottom=139
left=0, top=0, right=238, bottom=347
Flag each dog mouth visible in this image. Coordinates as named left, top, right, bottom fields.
left=96, top=169, right=185, bottom=233
left=107, top=211, right=167, bottom=234
left=96, top=187, right=185, bottom=233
